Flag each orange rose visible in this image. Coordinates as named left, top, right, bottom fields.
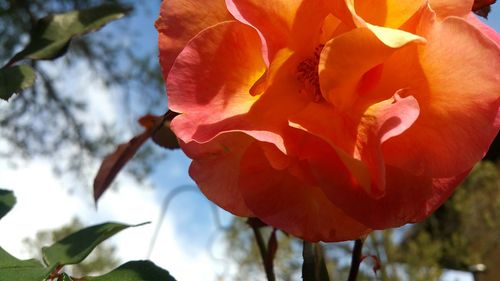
left=156, top=0, right=500, bottom=242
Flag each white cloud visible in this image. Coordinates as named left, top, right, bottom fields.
left=0, top=159, right=220, bottom=281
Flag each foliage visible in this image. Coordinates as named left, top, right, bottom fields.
left=0, top=189, right=16, bottom=220
left=0, top=65, right=36, bottom=101
left=6, top=4, right=130, bottom=64
left=22, top=218, right=119, bottom=277
left=0, top=0, right=165, bottom=182
left=404, top=161, right=500, bottom=281
left=0, top=190, right=175, bottom=281
left=0, top=3, right=175, bottom=279
left=0, top=246, right=53, bottom=281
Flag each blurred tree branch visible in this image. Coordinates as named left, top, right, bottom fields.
left=0, top=0, right=167, bottom=184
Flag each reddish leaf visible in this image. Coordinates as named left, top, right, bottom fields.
left=138, top=111, right=179, bottom=149
left=473, top=0, right=496, bottom=18
left=473, top=0, right=496, bottom=11
left=93, top=130, right=152, bottom=202
left=93, top=111, right=179, bottom=203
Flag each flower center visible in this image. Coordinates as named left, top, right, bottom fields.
left=296, top=45, right=324, bottom=102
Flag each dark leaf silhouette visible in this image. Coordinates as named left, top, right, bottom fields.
left=0, top=189, right=16, bottom=220
left=473, top=0, right=496, bottom=18
left=0, top=65, right=36, bottom=101
left=7, top=4, right=130, bottom=65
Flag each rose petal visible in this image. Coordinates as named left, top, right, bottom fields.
left=238, top=141, right=371, bottom=242
left=167, top=21, right=266, bottom=143
left=353, top=93, right=420, bottom=196
left=380, top=9, right=500, bottom=177
left=344, top=0, right=426, bottom=48
left=314, top=161, right=471, bottom=229
left=319, top=27, right=420, bottom=109
left=465, top=13, right=500, bottom=46
left=181, top=133, right=254, bottom=216
left=353, top=0, right=426, bottom=28
left=429, top=0, right=474, bottom=18
left=290, top=94, right=419, bottom=197
left=226, top=0, right=329, bottom=63
left=289, top=104, right=371, bottom=193
left=284, top=121, right=468, bottom=230
left=156, top=0, right=232, bottom=74
left=170, top=23, right=314, bottom=155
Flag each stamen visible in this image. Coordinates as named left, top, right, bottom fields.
left=296, top=45, right=324, bottom=102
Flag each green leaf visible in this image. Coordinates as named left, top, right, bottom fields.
left=0, top=247, right=53, bottom=281
left=0, top=189, right=16, bottom=220
left=8, top=4, right=130, bottom=64
left=0, top=65, right=36, bottom=101
left=86, top=260, right=176, bottom=281
left=42, top=222, right=147, bottom=267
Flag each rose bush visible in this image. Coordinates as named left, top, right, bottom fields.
left=156, top=0, right=500, bottom=242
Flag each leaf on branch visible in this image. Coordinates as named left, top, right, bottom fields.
left=7, top=4, right=131, bottom=65
left=85, top=260, right=176, bottom=281
left=473, top=0, right=496, bottom=18
left=0, top=247, right=54, bottom=281
left=93, top=130, right=152, bottom=202
left=42, top=222, right=148, bottom=268
left=0, top=65, right=36, bottom=101
left=138, top=111, right=179, bottom=150
left=93, top=111, right=179, bottom=203
left=0, top=189, right=16, bottom=220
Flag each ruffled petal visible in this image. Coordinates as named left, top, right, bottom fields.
left=380, top=9, right=500, bottom=177
left=429, top=0, right=474, bottom=18
left=344, top=0, right=426, bottom=48
left=238, top=141, right=371, bottom=242
left=167, top=21, right=267, bottom=143
left=290, top=94, right=419, bottom=198
left=181, top=133, right=254, bottom=216
left=156, top=0, right=232, bottom=74
left=465, top=13, right=500, bottom=46
left=353, top=93, right=420, bottom=196
left=353, top=0, right=426, bottom=28
left=226, top=0, right=329, bottom=63
left=169, top=22, right=317, bottom=154
left=319, top=27, right=420, bottom=109
left=314, top=162, right=471, bottom=229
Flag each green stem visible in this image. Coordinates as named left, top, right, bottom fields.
left=302, top=241, right=330, bottom=281
left=347, top=239, right=365, bottom=281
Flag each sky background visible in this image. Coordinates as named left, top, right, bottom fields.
left=1, top=2, right=500, bottom=281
